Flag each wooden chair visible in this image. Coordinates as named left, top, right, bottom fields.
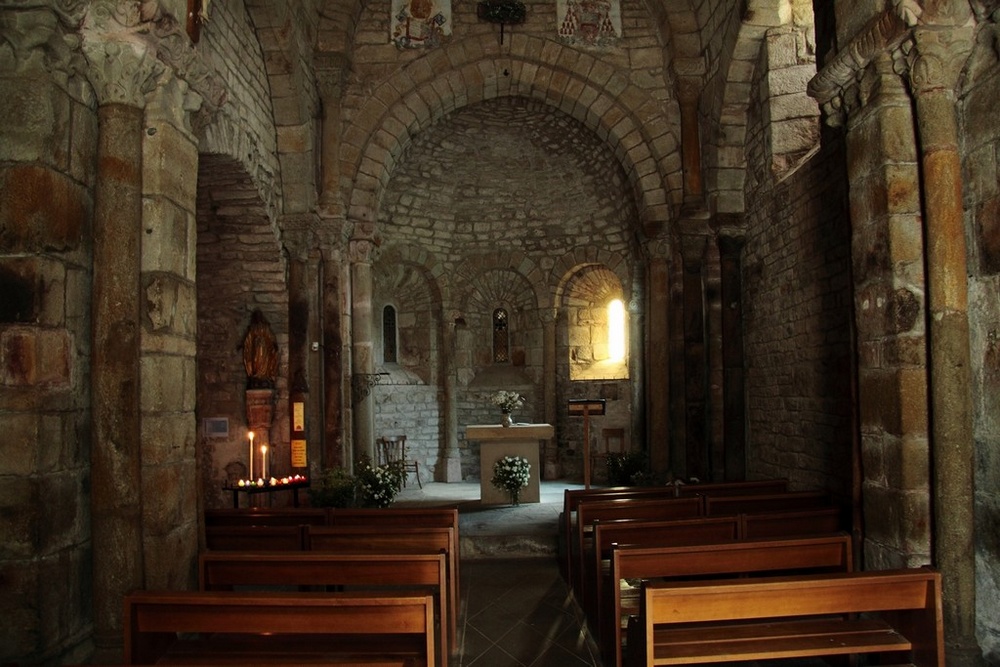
left=377, top=435, right=422, bottom=488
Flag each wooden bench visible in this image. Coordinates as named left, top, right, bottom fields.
left=606, top=532, right=852, bottom=667
left=740, top=506, right=844, bottom=539
left=205, top=507, right=329, bottom=527
left=632, top=567, right=943, bottom=667
left=198, top=551, right=451, bottom=663
left=560, top=479, right=788, bottom=582
left=305, top=525, right=458, bottom=655
left=703, top=490, right=831, bottom=516
left=584, top=515, right=741, bottom=630
left=204, top=524, right=306, bottom=551
left=572, top=496, right=703, bottom=596
left=124, top=589, right=436, bottom=665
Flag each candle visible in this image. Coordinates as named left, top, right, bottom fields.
left=261, top=444, right=268, bottom=480
left=248, top=431, right=255, bottom=480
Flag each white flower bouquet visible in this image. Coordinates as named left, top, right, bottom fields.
left=491, top=455, right=531, bottom=505
left=490, top=390, right=525, bottom=414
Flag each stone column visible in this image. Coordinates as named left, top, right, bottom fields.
left=679, top=231, right=709, bottom=480
left=541, top=308, right=559, bottom=478
left=315, top=56, right=346, bottom=218
left=283, top=215, right=318, bottom=469
left=349, top=231, right=378, bottom=464
left=83, top=36, right=160, bottom=662
left=718, top=228, right=746, bottom=480
left=645, top=239, right=671, bottom=475
left=440, top=316, right=463, bottom=481
left=320, top=235, right=347, bottom=469
left=905, top=20, right=979, bottom=663
left=678, top=79, right=704, bottom=203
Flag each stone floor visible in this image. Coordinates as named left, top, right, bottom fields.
left=394, top=480, right=604, bottom=667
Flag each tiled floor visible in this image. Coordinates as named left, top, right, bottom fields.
left=394, top=481, right=603, bottom=667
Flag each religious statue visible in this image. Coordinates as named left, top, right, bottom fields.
left=242, top=309, right=279, bottom=389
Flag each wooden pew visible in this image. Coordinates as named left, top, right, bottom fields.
left=198, top=551, right=451, bottom=664
left=204, top=524, right=306, bottom=551
left=572, top=496, right=702, bottom=596
left=703, top=490, right=831, bottom=516
left=584, top=516, right=741, bottom=631
left=306, top=525, right=458, bottom=656
left=740, top=506, right=844, bottom=539
left=606, top=532, right=852, bottom=667
left=124, top=589, right=436, bottom=665
left=560, top=479, right=788, bottom=582
left=205, top=507, right=329, bottom=527
left=633, top=567, right=943, bottom=667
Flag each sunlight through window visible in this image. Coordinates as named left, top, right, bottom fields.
left=608, top=298, right=625, bottom=361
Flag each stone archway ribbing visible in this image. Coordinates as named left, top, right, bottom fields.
left=337, top=37, right=683, bottom=236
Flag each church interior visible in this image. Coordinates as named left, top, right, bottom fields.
left=2, top=0, right=1000, bottom=664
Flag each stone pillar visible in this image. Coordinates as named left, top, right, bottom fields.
left=541, top=308, right=559, bottom=478
left=349, top=232, right=378, bottom=464
left=679, top=232, right=708, bottom=480
left=440, top=317, right=463, bottom=481
left=83, top=36, right=160, bottom=663
left=315, top=57, right=346, bottom=217
left=320, top=237, right=347, bottom=469
left=678, top=80, right=704, bottom=203
left=645, top=239, right=671, bottom=475
left=905, top=21, right=979, bottom=663
left=718, top=229, right=746, bottom=480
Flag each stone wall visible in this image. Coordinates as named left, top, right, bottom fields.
left=0, top=4, right=96, bottom=662
left=959, top=25, right=1000, bottom=660
left=741, top=35, right=854, bottom=500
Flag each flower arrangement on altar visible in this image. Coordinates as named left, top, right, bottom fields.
left=354, top=455, right=406, bottom=508
left=491, top=455, right=531, bottom=505
left=490, top=390, right=525, bottom=414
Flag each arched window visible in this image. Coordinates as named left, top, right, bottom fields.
left=608, top=298, right=626, bottom=361
left=382, top=305, right=397, bottom=363
left=492, top=308, right=510, bottom=363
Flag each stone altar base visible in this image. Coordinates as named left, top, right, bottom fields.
left=466, top=423, right=554, bottom=505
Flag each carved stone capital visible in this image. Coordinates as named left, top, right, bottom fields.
left=348, top=237, right=379, bottom=264
left=83, top=38, right=162, bottom=107
left=904, top=25, right=974, bottom=95
left=0, top=1, right=88, bottom=81
left=643, top=236, right=672, bottom=262
left=281, top=213, right=321, bottom=261
left=314, top=56, right=347, bottom=101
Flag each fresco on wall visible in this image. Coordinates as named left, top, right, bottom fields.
left=392, top=0, right=451, bottom=48
left=557, top=0, right=621, bottom=46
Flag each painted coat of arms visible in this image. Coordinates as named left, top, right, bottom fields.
left=557, top=0, right=621, bottom=46
left=392, top=0, right=451, bottom=49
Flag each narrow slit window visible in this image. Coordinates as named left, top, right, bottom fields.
left=608, top=299, right=626, bottom=361
left=493, top=308, right=510, bottom=363
left=383, top=305, right=397, bottom=363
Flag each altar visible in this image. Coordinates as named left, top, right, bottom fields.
left=466, top=423, right=554, bottom=505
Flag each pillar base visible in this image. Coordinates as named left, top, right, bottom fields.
left=441, top=455, right=463, bottom=482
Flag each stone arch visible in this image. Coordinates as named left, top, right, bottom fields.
left=373, top=243, right=445, bottom=383
left=195, top=153, right=289, bottom=509
left=550, top=246, right=632, bottom=306
left=450, top=251, right=547, bottom=314
left=707, top=0, right=818, bottom=214
left=339, top=36, right=682, bottom=237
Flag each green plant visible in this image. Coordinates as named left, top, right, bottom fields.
left=605, top=450, right=648, bottom=486
left=354, top=455, right=406, bottom=508
left=307, top=466, right=356, bottom=508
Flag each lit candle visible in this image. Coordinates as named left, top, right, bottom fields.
left=261, top=444, right=268, bottom=480
left=248, top=431, right=255, bottom=481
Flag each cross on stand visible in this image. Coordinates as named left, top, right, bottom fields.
left=568, top=399, right=606, bottom=489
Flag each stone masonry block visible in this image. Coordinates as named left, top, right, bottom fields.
left=142, top=198, right=193, bottom=277
left=0, top=165, right=89, bottom=254
left=142, top=121, right=198, bottom=210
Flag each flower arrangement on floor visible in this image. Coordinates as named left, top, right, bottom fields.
left=491, top=390, right=525, bottom=426
left=354, top=454, right=406, bottom=508
left=491, top=455, right=531, bottom=505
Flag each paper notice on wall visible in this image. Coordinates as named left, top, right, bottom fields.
left=392, top=0, right=451, bottom=49
left=293, top=401, right=305, bottom=433
left=557, top=0, right=621, bottom=46
left=291, top=439, right=307, bottom=468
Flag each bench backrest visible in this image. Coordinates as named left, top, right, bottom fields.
left=703, top=490, right=831, bottom=516
left=675, top=478, right=789, bottom=498
left=329, top=507, right=459, bottom=529
left=204, top=524, right=306, bottom=551
left=124, top=589, right=435, bottom=665
left=198, top=551, right=450, bottom=660
left=642, top=568, right=943, bottom=666
left=604, top=533, right=852, bottom=667
left=204, top=507, right=329, bottom=527
left=740, top=506, right=844, bottom=539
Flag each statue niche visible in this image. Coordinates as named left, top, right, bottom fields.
left=242, top=309, right=279, bottom=389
